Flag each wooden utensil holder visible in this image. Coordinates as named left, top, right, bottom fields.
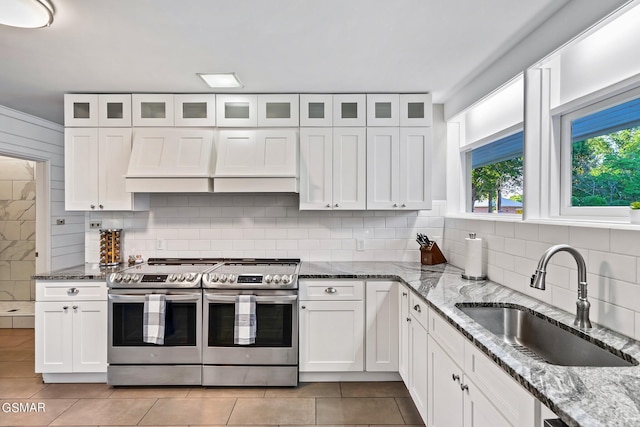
left=420, top=242, right=447, bottom=265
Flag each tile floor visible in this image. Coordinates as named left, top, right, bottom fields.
left=0, top=329, right=425, bottom=426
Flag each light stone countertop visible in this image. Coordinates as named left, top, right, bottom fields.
left=32, top=263, right=130, bottom=280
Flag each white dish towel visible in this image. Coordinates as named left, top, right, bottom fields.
left=143, top=294, right=166, bottom=345
left=234, top=295, right=257, bottom=345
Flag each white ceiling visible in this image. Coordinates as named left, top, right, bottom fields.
left=0, top=0, right=570, bottom=124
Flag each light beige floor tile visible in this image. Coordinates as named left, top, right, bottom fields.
left=0, top=398, right=77, bottom=426
left=395, top=397, right=424, bottom=424
left=110, top=386, right=190, bottom=398
left=228, top=397, right=315, bottom=425
left=0, top=377, right=47, bottom=398
left=187, top=387, right=266, bottom=397
left=0, top=361, right=39, bottom=378
left=50, top=398, right=157, bottom=426
left=32, top=383, right=114, bottom=399
left=316, top=397, right=405, bottom=425
left=264, top=382, right=341, bottom=398
left=340, top=381, right=410, bottom=398
left=139, top=398, right=236, bottom=425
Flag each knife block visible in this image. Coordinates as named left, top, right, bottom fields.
left=420, top=242, right=447, bottom=265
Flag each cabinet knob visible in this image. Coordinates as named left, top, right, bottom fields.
left=301, top=305, right=306, bottom=309
left=401, top=203, right=406, bottom=208
left=334, top=203, right=339, bottom=207
left=325, top=287, right=337, bottom=294
left=90, top=205, right=95, bottom=209
left=413, top=304, right=421, bottom=313
left=326, top=204, right=331, bottom=208
left=402, top=292, right=407, bottom=297
left=63, top=306, right=68, bottom=310
left=393, top=203, right=398, bottom=208
left=68, top=287, right=79, bottom=295
left=72, top=306, right=78, bottom=310
left=406, top=317, right=411, bottom=322
left=460, top=383, right=469, bottom=392
left=99, top=204, right=104, bottom=209
left=452, top=374, right=460, bottom=383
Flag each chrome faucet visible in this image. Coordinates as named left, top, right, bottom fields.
left=530, top=244, right=592, bottom=329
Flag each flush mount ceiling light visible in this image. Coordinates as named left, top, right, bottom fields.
left=198, top=73, right=243, bottom=88
left=0, top=0, right=54, bottom=28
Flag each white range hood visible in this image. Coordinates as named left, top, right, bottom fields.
left=125, top=128, right=216, bottom=192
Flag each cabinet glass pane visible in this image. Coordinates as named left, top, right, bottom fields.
left=308, top=102, right=325, bottom=119
left=182, top=102, right=207, bottom=119
left=225, top=102, right=250, bottom=119
left=106, top=102, right=124, bottom=119
left=140, top=102, right=166, bottom=119
left=408, top=102, right=425, bottom=119
left=375, top=102, right=392, bottom=118
left=266, top=102, right=291, bottom=119
left=73, top=102, right=91, bottom=119
left=341, top=102, right=358, bottom=119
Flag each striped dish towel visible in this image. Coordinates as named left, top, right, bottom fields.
left=143, top=294, right=166, bottom=345
left=234, top=295, right=256, bottom=345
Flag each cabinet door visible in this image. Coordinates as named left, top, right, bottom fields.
left=299, top=128, right=332, bottom=210
left=428, top=335, right=463, bottom=427
left=257, top=129, right=298, bottom=176
left=300, top=94, right=333, bottom=127
left=132, top=94, right=175, bottom=126
left=366, top=127, right=400, bottom=209
left=98, top=128, right=133, bottom=210
left=216, top=95, right=258, bottom=127
left=333, top=94, right=366, bottom=127
left=398, top=286, right=410, bottom=383
left=463, top=377, right=512, bottom=427
left=174, top=94, right=216, bottom=127
left=64, top=94, right=99, bottom=127
left=258, top=94, right=299, bottom=127
left=409, top=314, right=429, bottom=422
left=400, top=128, right=432, bottom=210
left=367, top=94, right=400, bottom=126
left=365, top=281, right=398, bottom=372
left=400, top=94, right=432, bottom=127
left=35, top=302, right=73, bottom=373
left=299, top=300, right=364, bottom=372
left=98, top=94, right=131, bottom=127
left=65, top=128, right=99, bottom=210
left=72, top=301, right=107, bottom=372
left=333, top=128, right=366, bottom=209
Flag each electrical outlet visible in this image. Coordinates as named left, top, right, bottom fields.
left=89, top=221, right=102, bottom=229
left=357, top=238, right=365, bottom=251
left=157, top=239, right=166, bottom=250
left=56, top=218, right=66, bottom=225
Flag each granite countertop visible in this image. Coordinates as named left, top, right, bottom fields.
left=300, top=261, right=640, bottom=427
left=32, top=263, right=130, bottom=280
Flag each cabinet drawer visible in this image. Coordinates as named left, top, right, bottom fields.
left=36, top=281, right=107, bottom=301
left=299, top=280, right=363, bottom=300
left=429, top=310, right=464, bottom=366
left=409, top=292, right=428, bottom=328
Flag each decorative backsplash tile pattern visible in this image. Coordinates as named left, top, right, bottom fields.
left=0, top=157, right=36, bottom=301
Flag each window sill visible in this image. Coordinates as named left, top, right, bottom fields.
left=446, top=213, right=640, bottom=230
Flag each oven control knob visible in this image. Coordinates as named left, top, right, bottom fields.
left=177, top=274, right=185, bottom=282
left=273, top=275, right=281, bottom=284
left=220, top=274, right=228, bottom=283
left=264, top=275, right=273, bottom=283
left=122, top=274, right=131, bottom=283
left=185, top=273, right=195, bottom=281
left=131, top=274, right=140, bottom=282
left=211, top=274, right=219, bottom=283
left=281, top=275, right=290, bottom=284
left=228, top=274, right=236, bottom=283
left=114, top=273, right=123, bottom=283
left=168, top=274, right=177, bottom=282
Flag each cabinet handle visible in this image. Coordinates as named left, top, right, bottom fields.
left=325, top=287, right=337, bottom=294
left=301, top=305, right=306, bottom=309
left=73, top=306, right=78, bottom=311
left=460, top=383, right=469, bottom=392
left=452, top=374, right=460, bottom=383
left=413, top=304, right=421, bottom=313
left=402, top=292, right=407, bottom=297
left=90, top=205, right=95, bottom=209
left=406, top=317, right=411, bottom=322
left=68, top=287, right=79, bottom=295
left=62, top=306, right=68, bottom=310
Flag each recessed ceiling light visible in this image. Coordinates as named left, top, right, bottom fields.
left=198, top=73, right=243, bottom=88
left=0, top=0, right=54, bottom=28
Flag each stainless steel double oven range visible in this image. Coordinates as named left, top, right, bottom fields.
left=107, top=258, right=301, bottom=387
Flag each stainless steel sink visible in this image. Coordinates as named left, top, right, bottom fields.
left=455, top=304, right=638, bottom=367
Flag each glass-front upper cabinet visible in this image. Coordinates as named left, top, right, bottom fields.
left=367, top=94, right=400, bottom=126
left=132, top=94, right=174, bottom=126
left=65, top=94, right=132, bottom=127
left=98, top=94, right=132, bottom=127
left=174, top=94, right=216, bottom=127
left=258, top=94, right=299, bottom=127
left=216, top=95, right=258, bottom=127
left=333, top=94, right=366, bottom=127
left=300, top=94, right=333, bottom=127
left=400, top=94, right=432, bottom=127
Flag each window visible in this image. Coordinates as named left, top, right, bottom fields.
left=560, top=90, right=640, bottom=217
left=469, top=131, right=523, bottom=214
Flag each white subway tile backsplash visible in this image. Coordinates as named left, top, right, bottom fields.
left=588, top=250, right=637, bottom=283
left=504, top=238, right=526, bottom=255
left=538, top=224, right=570, bottom=244
left=569, top=226, right=610, bottom=251
left=514, top=223, right=539, bottom=241
left=495, top=221, right=515, bottom=238
left=610, top=228, right=640, bottom=257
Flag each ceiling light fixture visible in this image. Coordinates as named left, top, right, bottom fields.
left=0, top=0, right=54, bottom=28
left=198, top=73, right=243, bottom=88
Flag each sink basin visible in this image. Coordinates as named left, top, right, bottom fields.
left=455, top=303, right=638, bottom=367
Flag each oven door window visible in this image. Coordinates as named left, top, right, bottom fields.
left=112, top=302, right=197, bottom=346
left=208, top=303, right=293, bottom=347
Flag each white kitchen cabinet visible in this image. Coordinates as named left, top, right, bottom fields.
left=65, top=128, right=147, bottom=211
left=299, top=127, right=366, bottom=210
left=428, top=335, right=464, bottom=427
left=174, top=94, right=216, bottom=126
left=398, top=285, right=410, bottom=383
left=367, top=127, right=432, bottom=210
left=132, top=94, right=175, bottom=126
left=408, top=305, right=429, bottom=422
left=98, top=94, right=132, bottom=127
left=333, top=94, right=366, bottom=127
left=367, top=94, right=400, bottom=126
left=365, top=281, right=399, bottom=372
left=65, top=94, right=132, bottom=127
left=300, top=94, right=333, bottom=127
left=400, top=94, right=432, bottom=127
left=258, top=94, right=299, bottom=127
left=216, top=94, right=258, bottom=127
left=299, top=280, right=364, bottom=372
left=35, top=280, right=107, bottom=382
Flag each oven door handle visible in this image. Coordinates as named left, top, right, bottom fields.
left=108, top=294, right=201, bottom=302
left=204, top=294, right=298, bottom=303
